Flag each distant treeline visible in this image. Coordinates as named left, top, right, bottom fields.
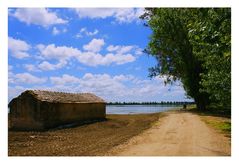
left=107, top=101, right=194, bottom=105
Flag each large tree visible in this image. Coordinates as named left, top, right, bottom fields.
left=188, top=9, right=231, bottom=109
left=141, top=8, right=231, bottom=110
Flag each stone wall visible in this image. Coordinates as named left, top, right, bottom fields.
left=39, top=102, right=106, bottom=129
left=9, top=97, right=106, bottom=130
left=9, top=95, right=45, bottom=130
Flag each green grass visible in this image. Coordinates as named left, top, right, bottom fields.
left=201, top=118, right=231, bottom=138
left=185, top=105, right=231, bottom=138
left=186, top=106, right=231, bottom=118
left=205, top=120, right=231, bottom=132
left=177, top=104, right=231, bottom=139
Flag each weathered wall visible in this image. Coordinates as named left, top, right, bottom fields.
left=9, top=96, right=106, bottom=130
left=39, top=102, right=106, bottom=129
left=9, top=96, right=45, bottom=130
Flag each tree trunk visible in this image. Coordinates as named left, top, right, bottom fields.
left=195, top=93, right=209, bottom=110
left=196, top=101, right=206, bottom=110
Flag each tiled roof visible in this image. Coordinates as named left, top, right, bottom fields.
left=18, top=90, right=105, bottom=103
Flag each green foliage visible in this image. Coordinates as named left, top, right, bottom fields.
left=203, top=119, right=231, bottom=134
left=141, top=8, right=231, bottom=110
left=187, top=9, right=231, bottom=109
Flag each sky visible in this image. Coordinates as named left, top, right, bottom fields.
left=8, top=8, right=192, bottom=103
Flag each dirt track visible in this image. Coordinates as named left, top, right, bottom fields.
left=109, top=112, right=230, bottom=156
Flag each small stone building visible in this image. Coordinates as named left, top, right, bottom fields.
left=8, top=90, right=106, bottom=130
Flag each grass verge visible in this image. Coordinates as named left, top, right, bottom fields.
left=200, top=117, right=231, bottom=138
left=186, top=106, right=231, bottom=139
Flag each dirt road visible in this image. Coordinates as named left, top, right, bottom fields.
left=109, top=112, right=230, bottom=156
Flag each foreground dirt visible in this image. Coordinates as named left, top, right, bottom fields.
left=9, top=111, right=230, bottom=156
left=108, top=111, right=231, bottom=156
left=8, top=113, right=162, bottom=156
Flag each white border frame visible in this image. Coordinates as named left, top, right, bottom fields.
left=0, top=0, right=238, bottom=164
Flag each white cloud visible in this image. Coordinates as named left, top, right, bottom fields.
left=107, top=45, right=133, bottom=54
left=52, top=27, right=67, bottom=35
left=11, top=8, right=67, bottom=27
left=46, top=73, right=187, bottom=102
left=8, top=38, right=142, bottom=70
left=38, top=60, right=67, bottom=71
left=113, top=8, right=144, bottom=24
left=113, top=74, right=135, bottom=81
left=8, top=37, right=31, bottom=59
left=38, top=61, right=55, bottom=71
left=24, top=64, right=39, bottom=72
left=50, top=74, right=81, bottom=85
left=48, top=73, right=128, bottom=96
left=10, top=72, right=47, bottom=84
left=52, top=27, right=60, bottom=35
left=74, top=9, right=117, bottom=19
left=107, top=45, right=143, bottom=55
left=76, top=28, right=99, bottom=38
left=9, top=36, right=140, bottom=69
left=75, top=33, right=82, bottom=38
left=8, top=71, right=15, bottom=84
left=87, top=29, right=99, bottom=36
left=76, top=52, right=135, bottom=66
left=83, top=38, right=105, bottom=52
left=80, top=28, right=86, bottom=33
left=8, top=65, right=13, bottom=71
left=76, top=51, right=104, bottom=66
left=36, top=41, right=141, bottom=68
left=135, top=48, right=143, bottom=56
left=36, top=44, right=45, bottom=51
left=106, top=45, right=119, bottom=52
left=74, top=8, right=144, bottom=23
left=62, top=28, right=67, bottom=33
left=104, top=53, right=135, bottom=65
left=38, top=44, right=80, bottom=60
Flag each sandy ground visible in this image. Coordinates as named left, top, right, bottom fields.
left=108, top=111, right=231, bottom=156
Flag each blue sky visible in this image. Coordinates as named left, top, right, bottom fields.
left=8, top=8, right=191, bottom=102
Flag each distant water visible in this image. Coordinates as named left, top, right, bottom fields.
left=106, top=105, right=181, bottom=114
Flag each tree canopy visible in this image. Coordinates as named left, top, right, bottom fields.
left=141, top=8, right=231, bottom=110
